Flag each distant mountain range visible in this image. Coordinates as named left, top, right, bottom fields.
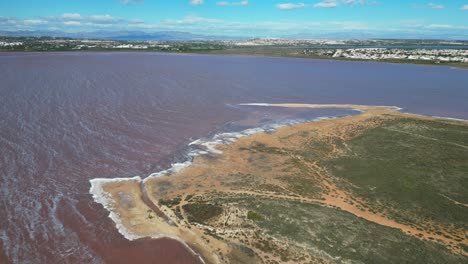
left=1, top=30, right=467, bottom=41
left=0, top=30, right=245, bottom=41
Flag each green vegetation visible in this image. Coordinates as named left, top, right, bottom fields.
left=324, top=118, right=468, bottom=228
left=158, top=197, right=181, bottom=207
left=221, top=173, right=263, bottom=189
left=247, top=211, right=262, bottom=221
left=460, top=243, right=468, bottom=254
left=225, top=197, right=465, bottom=264
left=256, top=184, right=288, bottom=194
left=182, top=203, right=223, bottom=224
left=277, top=175, right=322, bottom=198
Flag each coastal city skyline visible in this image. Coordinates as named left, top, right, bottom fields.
left=2, top=0, right=468, bottom=39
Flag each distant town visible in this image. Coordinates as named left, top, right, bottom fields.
left=313, top=48, right=468, bottom=63
left=2, top=36, right=468, bottom=66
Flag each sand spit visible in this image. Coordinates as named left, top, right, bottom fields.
left=90, top=176, right=211, bottom=264
left=89, top=103, right=467, bottom=263
left=242, top=103, right=468, bottom=123
left=89, top=176, right=143, bottom=241
left=239, top=103, right=403, bottom=112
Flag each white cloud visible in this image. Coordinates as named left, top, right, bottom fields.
left=189, top=0, right=204, bottom=5
left=119, top=0, right=144, bottom=5
left=88, top=15, right=122, bottom=24
left=217, top=1, right=249, bottom=6
left=314, top=0, right=338, bottom=8
left=343, top=0, right=368, bottom=5
left=63, top=21, right=81, bottom=26
left=129, top=19, right=144, bottom=24
left=412, top=3, right=445, bottom=10
left=0, top=14, right=363, bottom=34
left=427, top=3, right=444, bottom=9
left=3, top=12, right=468, bottom=39
left=161, top=15, right=220, bottom=25
left=42, top=13, right=123, bottom=24
left=23, top=19, right=46, bottom=25
left=461, top=5, right=468, bottom=10
left=128, top=23, right=157, bottom=29
left=61, top=13, right=82, bottom=20
left=276, top=3, right=307, bottom=10
left=426, top=24, right=453, bottom=29
left=158, top=15, right=369, bottom=35
left=277, top=0, right=372, bottom=10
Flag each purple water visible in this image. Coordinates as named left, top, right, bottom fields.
left=0, top=52, right=467, bottom=264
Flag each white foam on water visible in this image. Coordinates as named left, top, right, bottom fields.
left=432, top=116, right=468, bottom=122
left=392, top=106, right=403, bottom=111
left=144, top=161, right=193, bottom=183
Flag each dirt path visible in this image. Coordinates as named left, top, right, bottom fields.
left=440, top=194, right=468, bottom=208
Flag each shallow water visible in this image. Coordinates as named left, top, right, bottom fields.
left=0, top=52, right=467, bottom=263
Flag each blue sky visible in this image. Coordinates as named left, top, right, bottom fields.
left=1, top=0, right=468, bottom=38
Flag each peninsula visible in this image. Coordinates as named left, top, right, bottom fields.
left=90, top=104, right=468, bottom=264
